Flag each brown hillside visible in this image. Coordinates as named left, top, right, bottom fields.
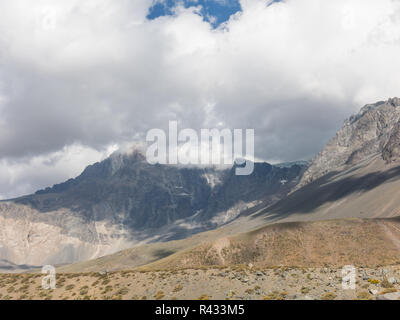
left=142, top=217, right=400, bottom=270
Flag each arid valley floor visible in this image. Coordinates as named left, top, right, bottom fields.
left=1, top=265, right=400, bottom=300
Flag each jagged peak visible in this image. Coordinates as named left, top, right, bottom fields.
left=388, top=97, right=400, bottom=107
left=297, top=97, right=400, bottom=189
left=348, top=97, right=400, bottom=125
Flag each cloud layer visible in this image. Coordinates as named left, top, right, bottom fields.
left=1, top=0, right=400, bottom=198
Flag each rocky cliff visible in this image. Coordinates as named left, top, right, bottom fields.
left=298, top=97, right=400, bottom=188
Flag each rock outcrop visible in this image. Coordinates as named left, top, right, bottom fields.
left=298, top=97, right=400, bottom=188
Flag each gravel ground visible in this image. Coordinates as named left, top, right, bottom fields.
left=1, top=265, right=400, bottom=300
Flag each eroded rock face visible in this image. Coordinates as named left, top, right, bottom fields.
left=0, top=202, right=135, bottom=266
left=298, top=98, right=400, bottom=188
left=382, top=121, right=400, bottom=163
left=0, top=150, right=305, bottom=266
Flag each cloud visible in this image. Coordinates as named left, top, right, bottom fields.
left=0, top=0, right=400, bottom=198
left=0, top=144, right=117, bottom=199
left=147, top=0, right=242, bottom=27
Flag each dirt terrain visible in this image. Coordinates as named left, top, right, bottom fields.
left=59, top=217, right=400, bottom=272
left=144, top=217, right=400, bottom=270
left=2, top=216, right=400, bottom=300
left=1, top=265, right=400, bottom=300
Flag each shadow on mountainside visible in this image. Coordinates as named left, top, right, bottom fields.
left=151, top=248, right=176, bottom=261
left=252, top=164, right=400, bottom=222
left=0, top=259, right=39, bottom=272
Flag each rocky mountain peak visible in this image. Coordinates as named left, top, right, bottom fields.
left=382, top=121, right=400, bottom=163
left=0, top=143, right=306, bottom=265
left=388, top=97, right=400, bottom=107
left=297, top=97, right=400, bottom=188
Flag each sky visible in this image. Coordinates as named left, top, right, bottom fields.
left=0, top=0, right=400, bottom=199
left=147, top=0, right=243, bottom=27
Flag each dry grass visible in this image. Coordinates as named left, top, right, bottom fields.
left=357, top=291, right=372, bottom=300
left=154, top=291, right=164, bottom=300
left=321, top=292, right=337, bottom=300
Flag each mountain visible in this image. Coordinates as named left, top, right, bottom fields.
left=4, top=97, right=400, bottom=270
left=249, top=98, right=400, bottom=224
left=59, top=97, right=400, bottom=272
left=0, top=150, right=305, bottom=266
left=139, top=217, right=400, bottom=270
left=298, top=97, right=400, bottom=188
left=60, top=215, right=400, bottom=272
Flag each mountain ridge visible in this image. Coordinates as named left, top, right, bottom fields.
left=297, top=97, right=400, bottom=189
left=2, top=97, right=400, bottom=269
left=0, top=150, right=305, bottom=266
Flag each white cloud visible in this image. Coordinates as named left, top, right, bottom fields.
left=0, top=144, right=117, bottom=200
left=0, top=0, right=400, bottom=197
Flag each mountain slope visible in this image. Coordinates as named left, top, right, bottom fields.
left=5, top=97, right=400, bottom=269
left=59, top=152, right=400, bottom=272
left=252, top=155, right=400, bottom=224
left=247, top=98, right=400, bottom=224
left=60, top=216, right=400, bottom=272
left=59, top=97, right=400, bottom=272
left=141, top=217, right=400, bottom=270
left=0, top=150, right=305, bottom=266
left=298, top=97, right=400, bottom=189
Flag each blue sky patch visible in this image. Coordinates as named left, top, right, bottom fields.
left=147, top=0, right=242, bottom=28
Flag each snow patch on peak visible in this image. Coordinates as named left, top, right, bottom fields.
left=211, top=200, right=262, bottom=226
left=202, top=171, right=223, bottom=189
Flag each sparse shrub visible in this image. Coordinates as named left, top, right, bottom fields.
left=19, top=284, right=29, bottom=292
left=321, top=292, right=336, bottom=300
left=368, top=279, right=380, bottom=284
left=263, top=291, right=279, bottom=300
left=173, top=284, right=183, bottom=293
left=102, top=285, right=113, bottom=294
left=39, top=291, right=47, bottom=297
left=301, top=287, right=310, bottom=294
left=79, top=286, right=89, bottom=295
left=117, top=287, right=129, bottom=295
left=357, top=291, right=371, bottom=300
left=155, top=291, right=165, bottom=300
left=245, top=288, right=254, bottom=295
